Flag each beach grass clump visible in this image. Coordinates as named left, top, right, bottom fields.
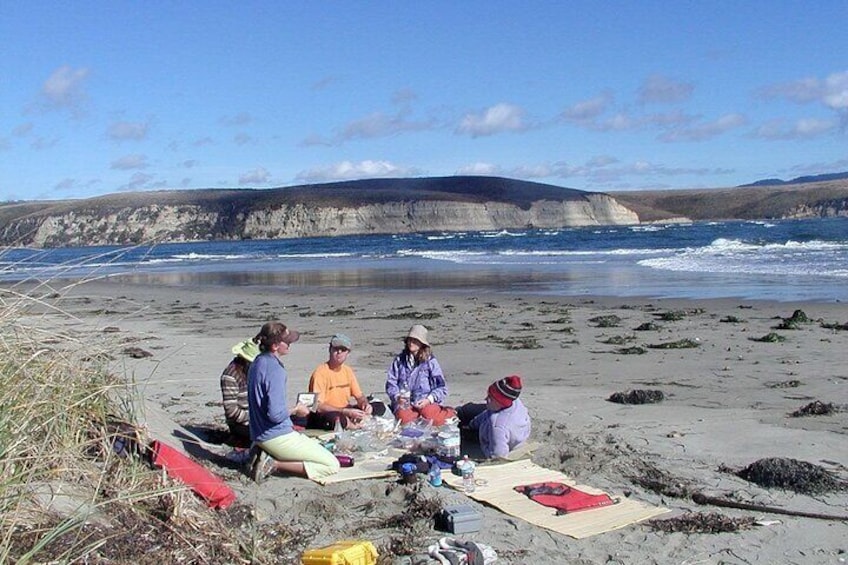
left=720, top=315, right=744, bottom=323
left=0, top=286, right=259, bottom=563
left=634, top=322, right=661, bottom=331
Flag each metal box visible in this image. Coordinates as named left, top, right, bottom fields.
left=438, top=504, right=482, bottom=534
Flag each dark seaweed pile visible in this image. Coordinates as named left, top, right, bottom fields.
left=607, top=389, right=665, bottom=404
left=736, top=457, right=844, bottom=494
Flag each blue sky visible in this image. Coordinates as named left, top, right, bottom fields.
left=1, top=1, right=846, bottom=202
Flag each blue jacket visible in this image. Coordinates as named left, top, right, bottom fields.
left=248, top=352, right=294, bottom=443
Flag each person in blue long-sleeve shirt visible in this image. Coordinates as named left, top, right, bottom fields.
left=247, top=322, right=340, bottom=483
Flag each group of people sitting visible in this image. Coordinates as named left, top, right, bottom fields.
left=220, top=321, right=532, bottom=482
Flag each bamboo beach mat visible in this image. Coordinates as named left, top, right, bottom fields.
left=441, top=459, right=670, bottom=539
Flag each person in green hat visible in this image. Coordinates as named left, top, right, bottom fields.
left=220, top=338, right=260, bottom=443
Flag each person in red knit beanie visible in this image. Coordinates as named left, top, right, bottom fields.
left=466, top=375, right=531, bottom=459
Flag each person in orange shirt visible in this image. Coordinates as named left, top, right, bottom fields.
left=307, top=334, right=386, bottom=430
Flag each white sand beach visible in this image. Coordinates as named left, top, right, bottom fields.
left=30, top=280, right=848, bottom=564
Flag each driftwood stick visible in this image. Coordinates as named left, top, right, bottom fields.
left=692, top=492, right=848, bottom=521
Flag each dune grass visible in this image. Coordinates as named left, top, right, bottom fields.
left=0, top=282, right=278, bottom=563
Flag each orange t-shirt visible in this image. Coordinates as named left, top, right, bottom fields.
left=308, top=362, right=363, bottom=409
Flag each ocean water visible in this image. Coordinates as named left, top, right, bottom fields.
left=2, top=217, right=847, bottom=302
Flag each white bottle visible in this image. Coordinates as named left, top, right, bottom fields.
left=399, top=383, right=411, bottom=406
left=461, top=456, right=475, bottom=493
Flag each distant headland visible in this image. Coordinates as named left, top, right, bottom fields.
left=1, top=174, right=846, bottom=248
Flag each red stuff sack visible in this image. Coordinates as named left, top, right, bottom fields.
left=150, top=440, right=236, bottom=510
left=514, top=481, right=615, bottom=515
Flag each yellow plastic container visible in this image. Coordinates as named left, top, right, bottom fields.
left=301, top=540, right=378, bottom=565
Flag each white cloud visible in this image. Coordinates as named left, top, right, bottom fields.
left=110, top=154, right=149, bottom=170
left=392, top=88, right=418, bottom=106
left=234, top=133, right=254, bottom=145
left=117, top=172, right=156, bottom=192
left=39, top=65, right=90, bottom=115
left=220, top=112, right=254, bottom=126
left=339, top=111, right=434, bottom=141
left=562, top=93, right=613, bottom=122
left=658, top=113, right=746, bottom=142
left=638, top=74, right=694, bottom=104
left=295, top=160, right=420, bottom=183
left=455, top=162, right=501, bottom=175
left=54, top=178, right=76, bottom=191
left=239, top=167, right=271, bottom=185
left=107, top=121, right=149, bottom=141
left=752, top=117, right=836, bottom=140
left=758, top=69, right=848, bottom=110
left=456, top=103, right=527, bottom=137
left=31, top=137, right=59, bottom=150
left=823, top=70, right=848, bottom=110
left=13, top=122, right=33, bottom=137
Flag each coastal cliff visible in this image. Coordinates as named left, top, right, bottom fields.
left=0, top=176, right=637, bottom=248
left=2, top=175, right=846, bottom=248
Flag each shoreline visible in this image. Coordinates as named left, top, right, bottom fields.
left=12, top=279, right=848, bottom=563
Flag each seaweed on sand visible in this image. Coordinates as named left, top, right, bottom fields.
left=789, top=401, right=836, bottom=417
left=646, top=338, right=700, bottom=349
left=614, top=346, right=647, bottom=355
left=774, top=309, right=812, bottom=330
left=360, top=485, right=443, bottom=558
left=733, top=457, right=844, bottom=495
left=749, top=332, right=786, bottom=343
left=607, top=389, right=664, bottom=404
left=627, top=460, right=691, bottom=498
left=647, top=512, right=756, bottom=534
left=589, top=314, right=621, bottom=327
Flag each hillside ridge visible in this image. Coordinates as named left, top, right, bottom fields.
left=1, top=175, right=847, bottom=248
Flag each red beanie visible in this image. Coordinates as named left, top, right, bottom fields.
left=488, top=375, right=522, bottom=408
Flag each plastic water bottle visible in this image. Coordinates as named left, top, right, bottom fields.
left=333, top=416, right=343, bottom=434
left=461, top=456, right=475, bottom=493
left=428, top=463, right=442, bottom=487
left=399, top=383, right=411, bottom=406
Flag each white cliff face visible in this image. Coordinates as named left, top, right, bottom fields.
left=241, top=195, right=638, bottom=239
left=17, top=195, right=639, bottom=248
left=29, top=205, right=221, bottom=247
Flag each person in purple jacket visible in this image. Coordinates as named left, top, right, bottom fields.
left=468, top=375, right=531, bottom=459
left=385, top=324, right=456, bottom=426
